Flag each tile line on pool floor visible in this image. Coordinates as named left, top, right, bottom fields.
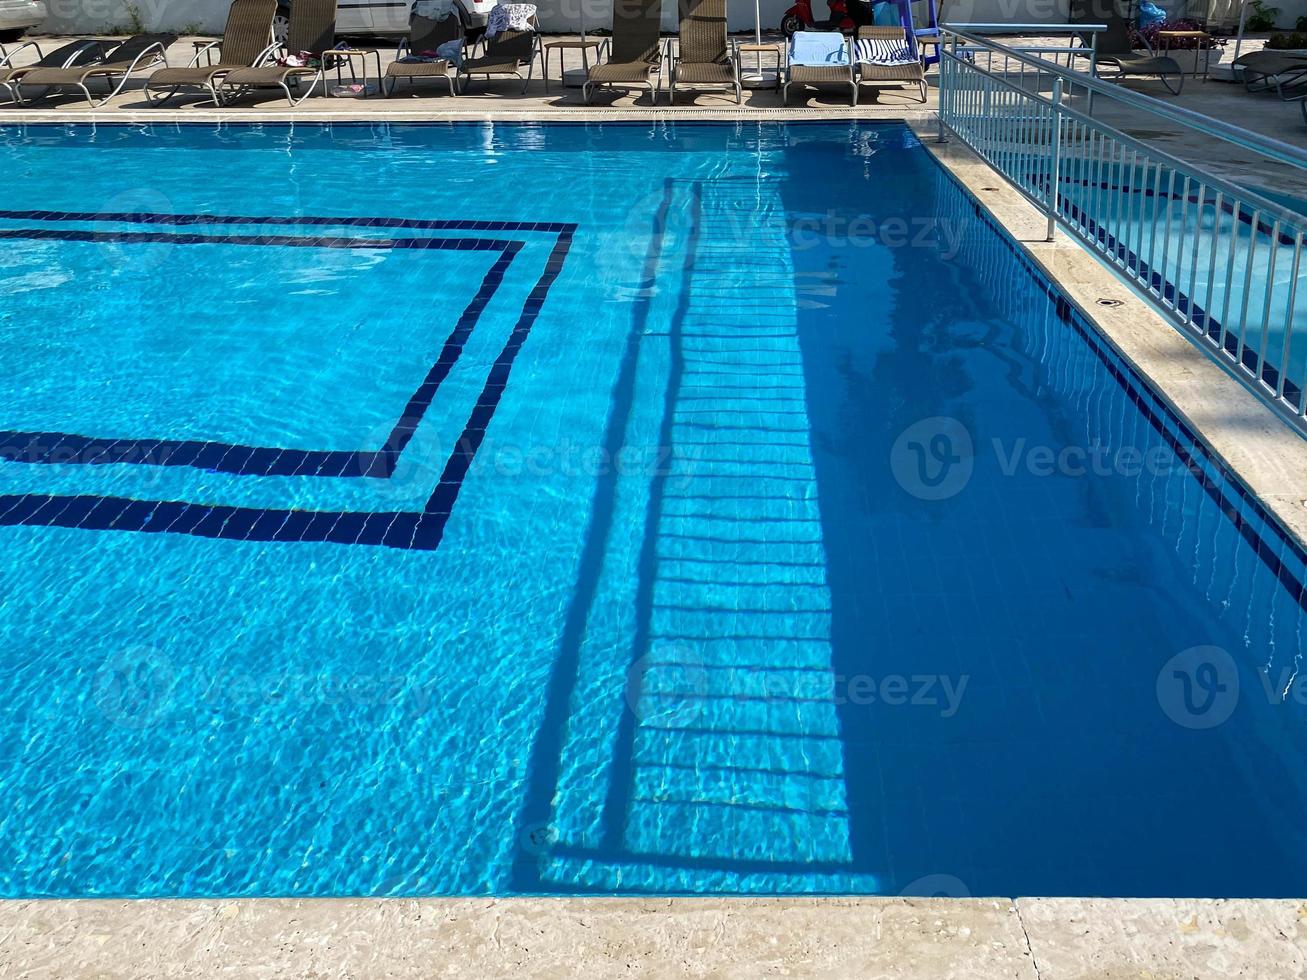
left=0, top=219, right=578, bottom=550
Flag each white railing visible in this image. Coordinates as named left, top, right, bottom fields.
left=937, top=25, right=1307, bottom=431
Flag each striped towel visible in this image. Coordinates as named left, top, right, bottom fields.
left=854, top=36, right=916, bottom=65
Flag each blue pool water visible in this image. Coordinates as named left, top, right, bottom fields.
left=1, top=121, right=1306, bottom=898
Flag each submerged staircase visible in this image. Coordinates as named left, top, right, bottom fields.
left=538, top=178, right=861, bottom=891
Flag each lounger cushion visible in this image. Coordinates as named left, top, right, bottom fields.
left=388, top=59, right=451, bottom=77
left=854, top=36, right=915, bottom=65
left=789, top=64, right=853, bottom=82
left=588, top=61, right=655, bottom=83
left=1103, top=53, right=1181, bottom=75
left=14, top=62, right=137, bottom=85
left=674, top=61, right=734, bottom=83
left=460, top=56, right=526, bottom=74
left=222, top=64, right=319, bottom=86
left=147, top=66, right=230, bottom=87
left=858, top=62, right=923, bottom=81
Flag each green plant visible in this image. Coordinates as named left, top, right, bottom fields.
left=1248, top=0, right=1280, bottom=31
left=1267, top=30, right=1307, bottom=47
left=1297, top=15, right=1307, bottom=30
left=123, top=3, right=145, bottom=33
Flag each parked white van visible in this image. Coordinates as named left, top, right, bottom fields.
left=0, top=0, right=46, bottom=42
left=274, top=0, right=498, bottom=40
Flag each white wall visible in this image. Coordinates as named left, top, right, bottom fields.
left=34, top=0, right=1307, bottom=36
left=40, top=0, right=229, bottom=34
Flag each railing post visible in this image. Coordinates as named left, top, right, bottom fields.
left=1046, top=77, right=1063, bottom=242
left=937, top=33, right=952, bottom=144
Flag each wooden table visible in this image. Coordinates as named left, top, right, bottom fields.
left=1157, top=30, right=1214, bottom=79
left=737, top=41, right=785, bottom=90
left=323, top=48, right=384, bottom=95
left=541, top=38, right=606, bottom=91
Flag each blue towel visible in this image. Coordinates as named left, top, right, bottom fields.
left=788, top=31, right=849, bottom=67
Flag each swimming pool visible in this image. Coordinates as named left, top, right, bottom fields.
left=0, top=121, right=1305, bottom=899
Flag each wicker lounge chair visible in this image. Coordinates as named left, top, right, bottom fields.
left=1072, top=0, right=1184, bottom=94
left=854, top=25, right=927, bottom=104
left=583, top=0, right=663, bottom=104
left=10, top=34, right=174, bottom=107
left=667, top=0, right=740, bottom=105
left=783, top=32, right=855, bottom=106
left=385, top=11, right=462, bottom=96
left=0, top=40, right=111, bottom=103
left=458, top=12, right=538, bottom=93
left=144, top=0, right=277, bottom=105
left=217, top=0, right=334, bottom=105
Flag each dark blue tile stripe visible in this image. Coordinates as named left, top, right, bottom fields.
left=0, top=240, right=523, bottom=479
left=0, top=209, right=578, bottom=235
left=423, top=230, right=575, bottom=516
left=0, top=227, right=516, bottom=252
left=0, top=228, right=576, bottom=552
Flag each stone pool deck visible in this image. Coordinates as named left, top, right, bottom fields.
left=2, top=897, right=1305, bottom=978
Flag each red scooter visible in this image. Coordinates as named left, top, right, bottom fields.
left=781, top=0, right=877, bottom=37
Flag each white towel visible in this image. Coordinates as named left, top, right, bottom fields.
left=485, top=3, right=536, bottom=38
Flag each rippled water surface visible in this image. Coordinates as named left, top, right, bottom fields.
left=0, top=122, right=1305, bottom=898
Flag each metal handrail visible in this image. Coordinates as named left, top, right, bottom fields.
left=944, top=25, right=1307, bottom=173
left=937, top=25, right=1307, bottom=432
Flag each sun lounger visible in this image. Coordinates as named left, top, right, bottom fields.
left=0, top=40, right=111, bottom=103
left=1072, top=0, right=1184, bottom=94
left=784, top=31, right=856, bottom=106
left=667, top=0, right=740, bottom=105
left=218, top=0, right=334, bottom=105
left=458, top=4, right=538, bottom=93
left=11, top=34, right=174, bottom=107
left=144, top=0, right=278, bottom=105
left=854, top=25, right=927, bottom=103
left=385, top=9, right=463, bottom=96
left=1234, top=49, right=1307, bottom=97
left=583, top=0, right=663, bottom=104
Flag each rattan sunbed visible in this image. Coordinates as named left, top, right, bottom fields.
left=1072, top=0, right=1184, bottom=94
left=854, top=26, right=927, bottom=104
left=0, top=40, right=111, bottom=103
left=385, top=11, right=462, bottom=96
left=583, top=0, right=663, bottom=104
left=458, top=15, right=539, bottom=93
left=667, top=0, right=740, bottom=105
left=218, top=0, right=334, bottom=105
left=784, top=32, right=856, bottom=106
left=11, top=34, right=174, bottom=107
left=144, top=0, right=277, bottom=105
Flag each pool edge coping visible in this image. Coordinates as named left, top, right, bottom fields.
left=908, top=118, right=1307, bottom=553
left=2, top=896, right=1304, bottom=977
